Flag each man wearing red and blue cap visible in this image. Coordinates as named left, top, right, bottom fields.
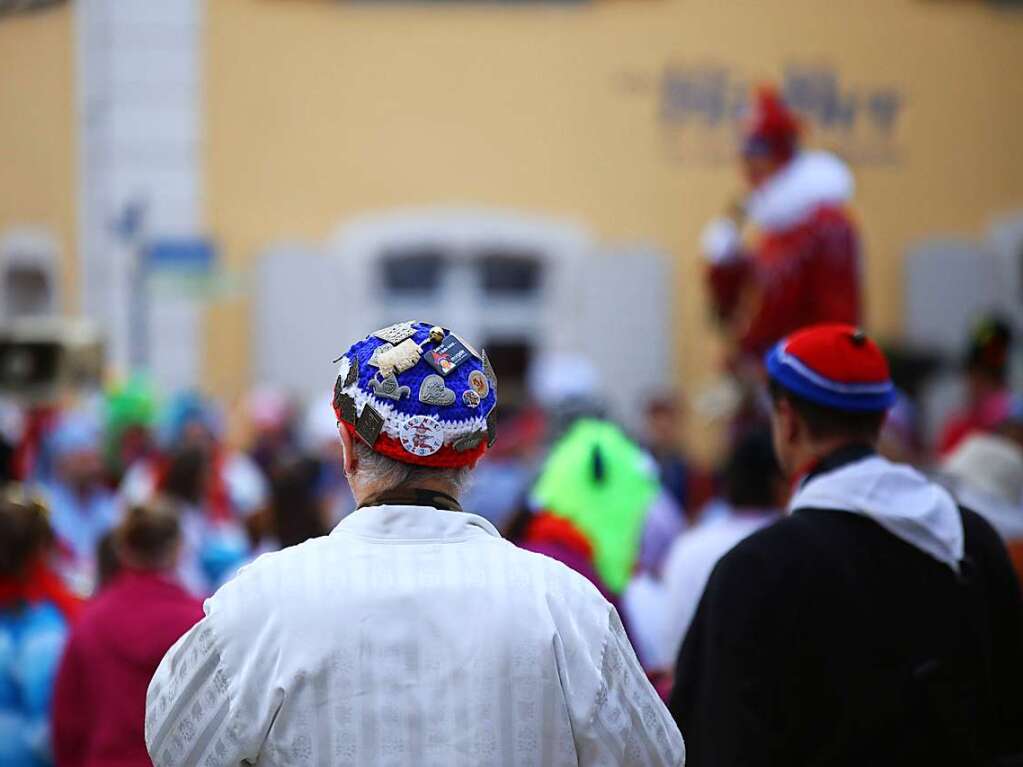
left=146, top=321, right=684, bottom=767
left=669, top=324, right=1023, bottom=767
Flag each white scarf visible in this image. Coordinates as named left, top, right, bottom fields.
left=747, top=150, right=854, bottom=232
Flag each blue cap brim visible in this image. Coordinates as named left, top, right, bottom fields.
left=765, top=343, right=897, bottom=412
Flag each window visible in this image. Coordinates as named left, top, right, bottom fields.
left=479, top=339, right=532, bottom=409
left=477, top=251, right=542, bottom=297
left=0, top=230, right=60, bottom=321
left=380, top=249, right=447, bottom=296
left=4, top=266, right=54, bottom=318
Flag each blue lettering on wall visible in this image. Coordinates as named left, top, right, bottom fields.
left=653, top=63, right=905, bottom=165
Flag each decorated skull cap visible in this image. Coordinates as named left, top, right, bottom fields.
left=332, top=321, right=497, bottom=468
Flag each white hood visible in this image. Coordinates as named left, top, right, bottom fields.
left=789, top=455, right=964, bottom=571
left=748, top=150, right=854, bottom=232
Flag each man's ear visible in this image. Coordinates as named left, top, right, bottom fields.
left=338, top=423, right=357, bottom=477
left=778, top=397, right=800, bottom=446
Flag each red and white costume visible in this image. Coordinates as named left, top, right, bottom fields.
left=703, top=92, right=863, bottom=358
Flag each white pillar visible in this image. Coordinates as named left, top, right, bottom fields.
left=75, top=0, right=203, bottom=388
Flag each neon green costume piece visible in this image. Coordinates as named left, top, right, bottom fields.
left=531, top=419, right=658, bottom=593
left=103, top=375, right=158, bottom=471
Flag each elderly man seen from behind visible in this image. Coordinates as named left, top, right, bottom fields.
left=145, top=320, right=684, bottom=767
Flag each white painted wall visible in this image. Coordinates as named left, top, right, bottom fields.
left=254, top=208, right=675, bottom=431
left=988, top=213, right=1023, bottom=333
left=253, top=243, right=342, bottom=401
left=577, top=245, right=674, bottom=428
left=904, top=238, right=1010, bottom=355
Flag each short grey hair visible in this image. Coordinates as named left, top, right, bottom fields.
left=352, top=441, right=472, bottom=496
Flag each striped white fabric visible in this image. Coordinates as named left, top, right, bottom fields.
left=145, top=504, right=684, bottom=766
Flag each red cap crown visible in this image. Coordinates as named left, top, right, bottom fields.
left=765, top=324, right=897, bottom=412
left=743, top=85, right=801, bottom=162
left=784, top=324, right=891, bottom=384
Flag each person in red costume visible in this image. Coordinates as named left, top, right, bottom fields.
left=703, top=86, right=862, bottom=360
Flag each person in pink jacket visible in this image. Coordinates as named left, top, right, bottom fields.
left=52, top=503, right=203, bottom=767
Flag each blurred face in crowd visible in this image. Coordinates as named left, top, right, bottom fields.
left=180, top=419, right=215, bottom=451
left=58, top=447, right=105, bottom=493
left=118, top=424, right=153, bottom=468
left=742, top=153, right=784, bottom=189
left=966, top=366, right=1006, bottom=404
left=162, top=446, right=214, bottom=507
left=0, top=498, right=52, bottom=579
left=645, top=399, right=681, bottom=452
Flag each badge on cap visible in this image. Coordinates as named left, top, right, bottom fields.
left=333, top=374, right=346, bottom=412
left=467, top=370, right=490, bottom=399
left=419, top=375, right=456, bottom=406
left=400, top=415, right=444, bottom=456
left=373, top=322, right=419, bottom=345
left=453, top=333, right=482, bottom=361
left=462, top=389, right=481, bottom=408
left=486, top=408, right=497, bottom=448
left=370, top=373, right=411, bottom=401
left=482, top=349, right=498, bottom=391
left=342, top=356, right=359, bottom=388
left=370, top=338, right=422, bottom=377
left=424, top=335, right=471, bottom=376
left=368, top=343, right=393, bottom=367
left=336, top=392, right=357, bottom=425
left=452, top=430, right=484, bottom=452
left=356, top=403, right=385, bottom=446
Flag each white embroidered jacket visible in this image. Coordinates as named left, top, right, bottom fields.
left=145, top=504, right=685, bottom=766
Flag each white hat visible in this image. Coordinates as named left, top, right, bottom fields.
left=944, top=433, right=1023, bottom=508
left=943, top=433, right=1023, bottom=540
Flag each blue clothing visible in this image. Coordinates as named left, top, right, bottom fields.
left=0, top=601, right=69, bottom=766
left=40, top=484, right=118, bottom=593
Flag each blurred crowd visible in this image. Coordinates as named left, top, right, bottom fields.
left=1, top=310, right=1020, bottom=765
left=0, top=382, right=351, bottom=765
left=2, top=84, right=1022, bottom=766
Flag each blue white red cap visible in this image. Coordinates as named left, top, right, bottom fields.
left=332, top=321, right=497, bottom=468
left=765, top=324, right=896, bottom=412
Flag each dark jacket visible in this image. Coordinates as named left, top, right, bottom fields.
left=669, top=482, right=1023, bottom=765
left=52, top=570, right=203, bottom=767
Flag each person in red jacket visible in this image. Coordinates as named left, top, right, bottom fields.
left=937, top=315, right=1015, bottom=457
left=703, top=86, right=862, bottom=360
left=52, top=503, right=203, bottom=767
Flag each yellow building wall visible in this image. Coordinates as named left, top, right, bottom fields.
left=205, top=0, right=1023, bottom=425
left=0, top=4, right=76, bottom=310
left=3, top=0, right=1022, bottom=456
